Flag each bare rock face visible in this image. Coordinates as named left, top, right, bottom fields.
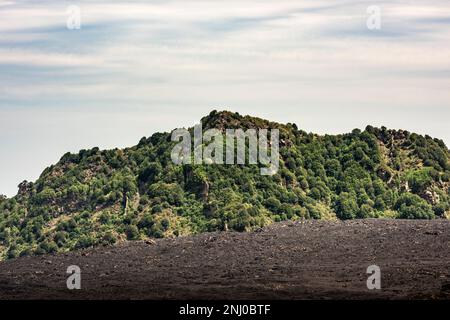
left=400, top=180, right=411, bottom=193
left=202, top=180, right=210, bottom=202
left=422, top=189, right=440, bottom=205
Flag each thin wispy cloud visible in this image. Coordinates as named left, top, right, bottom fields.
left=0, top=0, right=450, bottom=196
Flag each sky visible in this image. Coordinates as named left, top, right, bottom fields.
left=0, top=0, right=450, bottom=197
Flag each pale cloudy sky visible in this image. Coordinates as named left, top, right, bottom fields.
left=0, top=0, right=450, bottom=196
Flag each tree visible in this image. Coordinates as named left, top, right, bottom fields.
left=33, top=187, right=56, bottom=205
left=138, top=162, right=162, bottom=185
left=395, top=193, right=435, bottom=219
left=264, top=197, right=281, bottom=213
left=149, top=224, right=164, bottom=238
left=152, top=205, right=163, bottom=214
left=148, top=183, right=184, bottom=206
left=138, top=214, right=155, bottom=230
left=358, top=204, right=375, bottom=218
left=335, top=192, right=359, bottom=220
left=374, top=196, right=386, bottom=211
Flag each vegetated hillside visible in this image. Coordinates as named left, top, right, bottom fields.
left=0, top=110, right=449, bottom=260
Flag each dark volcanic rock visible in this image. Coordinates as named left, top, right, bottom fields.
left=1, top=219, right=450, bottom=300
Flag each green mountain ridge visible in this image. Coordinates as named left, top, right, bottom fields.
left=1, top=110, right=450, bottom=260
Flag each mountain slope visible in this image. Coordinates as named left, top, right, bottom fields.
left=1, top=110, right=450, bottom=260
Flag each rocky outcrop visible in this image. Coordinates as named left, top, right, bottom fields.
left=422, top=189, right=440, bottom=205
left=17, top=181, right=33, bottom=198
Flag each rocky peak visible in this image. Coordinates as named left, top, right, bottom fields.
left=200, top=110, right=286, bottom=131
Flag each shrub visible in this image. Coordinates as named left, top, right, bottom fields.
left=433, top=202, right=449, bottom=217
left=148, top=182, right=184, bottom=206
left=406, top=168, right=435, bottom=193
left=125, top=225, right=140, bottom=240
left=160, top=218, right=170, bottom=231
left=75, top=235, right=95, bottom=249
left=57, top=219, right=77, bottom=233
left=36, top=240, right=58, bottom=254
left=19, top=247, right=32, bottom=257
left=152, top=205, right=163, bottom=214
left=101, top=232, right=117, bottom=245
left=54, top=231, right=68, bottom=247
left=99, top=212, right=111, bottom=225
left=80, top=211, right=90, bottom=219
left=7, top=244, right=18, bottom=259
left=264, top=197, right=281, bottom=213
left=137, top=214, right=154, bottom=230
left=149, top=224, right=164, bottom=238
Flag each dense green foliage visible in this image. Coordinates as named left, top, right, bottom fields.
left=1, top=111, right=449, bottom=259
